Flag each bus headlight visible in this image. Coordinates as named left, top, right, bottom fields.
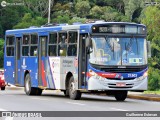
left=89, top=69, right=106, bottom=83
left=137, top=71, right=148, bottom=81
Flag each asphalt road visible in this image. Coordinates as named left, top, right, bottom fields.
left=0, top=87, right=160, bottom=120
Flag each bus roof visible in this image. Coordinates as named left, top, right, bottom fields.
left=6, top=22, right=146, bottom=35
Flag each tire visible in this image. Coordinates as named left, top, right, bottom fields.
left=68, top=76, right=81, bottom=100
left=115, top=91, right=128, bottom=101
left=1, top=87, right=5, bottom=90
left=105, top=91, right=115, bottom=96
left=36, top=88, right=43, bottom=96
left=24, top=74, right=42, bottom=95
left=63, top=90, right=69, bottom=97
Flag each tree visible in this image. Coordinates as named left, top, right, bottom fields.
left=90, top=5, right=104, bottom=19
left=75, top=1, right=91, bottom=18
left=13, top=13, right=47, bottom=29
left=101, top=6, right=123, bottom=22
left=123, top=0, right=145, bottom=21
left=0, top=38, right=4, bottom=68
left=24, top=0, right=55, bottom=17
left=68, top=17, right=86, bottom=24
left=52, top=14, right=70, bottom=24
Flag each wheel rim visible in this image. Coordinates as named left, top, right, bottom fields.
left=25, top=77, right=30, bottom=92
left=70, top=81, right=75, bottom=95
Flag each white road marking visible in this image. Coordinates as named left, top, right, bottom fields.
left=0, top=108, right=8, bottom=111
left=1, top=95, right=15, bottom=97
left=4, top=117, right=13, bottom=120
left=111, top=107, right=128, bottom=111
left=31, top=97, right=48, bottom=101
left=67, top=102, right=85, bottom=106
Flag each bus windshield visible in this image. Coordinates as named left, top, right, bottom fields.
left=89, top=36, right=147, bottom=66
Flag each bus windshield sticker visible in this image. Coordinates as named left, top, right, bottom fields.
left=129, top=58, right=143, bottom=64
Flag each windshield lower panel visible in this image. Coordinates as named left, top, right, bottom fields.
left=89, top=36, right=147, bottom=66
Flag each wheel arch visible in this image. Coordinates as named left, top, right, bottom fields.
left=65, top=72, right=73, bottom=90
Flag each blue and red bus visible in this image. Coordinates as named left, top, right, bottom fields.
left=4, top=22, right=151, bottom=101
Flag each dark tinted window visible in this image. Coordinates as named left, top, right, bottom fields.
left=6, top=36, right=15, bottom=56
left=49, top=33, right=57, bottom=44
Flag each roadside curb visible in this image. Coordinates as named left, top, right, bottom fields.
left=6, top=86, right=23, bottom=90
left=127, top=94, right=160, bottom=101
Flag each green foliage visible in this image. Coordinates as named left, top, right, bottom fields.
left=13, top=13, right=47, bottom=29
left=90, top=5, right=104, bottom=19
left=0, top=25, right=3, bottom=38
left=123, top=0, right=145, bottom=21
left=141, top=6, right=160, bottom=71
left=102, top=6, right=124, bottom=22
left=53, top=14, right=70, bottom=24
left=0, top=38, right=4, bottom=68
left=68, top=17, right=87, bottom=24
left=148, top=67, right=160, bottom=90
left=75, top=1, right=91, bottom=18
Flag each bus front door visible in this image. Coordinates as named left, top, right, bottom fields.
left=15, top=37, right=21, bottom=85
left=38, top=36, right=48, bottom=87
left=78, top=34, right=88, bottom=89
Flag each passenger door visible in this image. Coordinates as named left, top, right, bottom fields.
left=78, top=34, right=88, bottom=89
left=15, top=36, right=21, bottom=85
left=38, top=34, right=48, bottom=87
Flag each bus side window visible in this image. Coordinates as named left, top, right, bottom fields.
left=30, top=34, right=38, bottom=56
left=6, top=36, right=15, bottom=56
left=68, top=31, right=77, bottom=56
left=58, top=32, right=67, bottom=56
left=22, top=35, right=30, bottom=56
left=68, top=45, right=77, bottom=56
left=48, top=33, right=57, bottom=56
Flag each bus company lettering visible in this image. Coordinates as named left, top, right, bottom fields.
left=63, top=60, right=73, bottom=64
left=63, top=60, right=73, bottom=67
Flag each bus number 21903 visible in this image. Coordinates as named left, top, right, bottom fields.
left=128, top=74, right=137, bottom=78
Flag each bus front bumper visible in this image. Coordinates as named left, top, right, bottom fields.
left=87, top=76, right=148, bottom=91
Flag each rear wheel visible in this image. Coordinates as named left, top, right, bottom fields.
left=24, top=74, right=42, bottom=95
left=1, top=87, right=5, bottom=90
left=69, top=76, right=81, bottom=100
left=115, top=91, right=128, bottom=101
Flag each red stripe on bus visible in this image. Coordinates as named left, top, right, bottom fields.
left=41, top=60, right=47, bottom=87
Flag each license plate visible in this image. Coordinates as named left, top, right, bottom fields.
left=116, top=82, right=126, bottom=87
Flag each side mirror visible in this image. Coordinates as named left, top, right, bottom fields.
left=85, top=37, right=93, bottom=54
left=85, top=37, right=91, bottom=47
left=147, top=41, right=151, bottom=58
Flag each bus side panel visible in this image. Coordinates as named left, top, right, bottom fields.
left=45, top=57, right=55, bottom=89
left=59, top=57, right=78, bottom=90
left=21, top=57, right=39, bottom=87
left=48, top=57, right=78, bottom=90
left=48, top=57, right=61, bottom=89
left=4, top=57, right=15, bottom=84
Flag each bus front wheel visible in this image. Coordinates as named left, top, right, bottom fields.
left=24, top=74, right=42, bottom=96
left=114, top=91, right=128, bottom=101
left=69, top=76, right=81, bottom=100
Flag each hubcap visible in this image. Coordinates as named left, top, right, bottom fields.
left=26, top=78, right=30, bottom=92
left=70, top=82, right=75, bottom=95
